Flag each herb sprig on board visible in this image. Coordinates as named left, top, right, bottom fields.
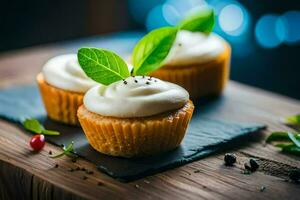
left=23, top=118, right=60, bottom=136
left=50, top=141, right=78, bottom=159
left=266, top=114, right=300, bottom=156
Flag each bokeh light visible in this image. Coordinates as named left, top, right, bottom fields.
left=128, top=0, right=165, bottom=25
left=255, top=15, right=285, bottom=48
left=280, top=11, right=300, bottom=44
left=165, top=0, right=207, bottom=20
left=146, top=5, right=170, bottom=31
left=162, top=3, right=181, bottom=25
left=218, top=3, right=249, bottom=36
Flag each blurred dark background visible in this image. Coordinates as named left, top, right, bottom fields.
left=1, top=0, right=300, bottom=99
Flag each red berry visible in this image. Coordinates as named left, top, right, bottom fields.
left=30, top=134, right=45, bottom=151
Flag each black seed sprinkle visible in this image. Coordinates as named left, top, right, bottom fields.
left=82, top=176, right=88, bottom=180
left=244, top=163, right=252, bottom=171
left=81, top=167, right=86, bottom=171
left=124, top=81, right=127, bottom=84
left=194, top=170, right=201, bottom=173
left=55, top=164, right=59, bottom=168
left=146, top=81, right=150, bottom=85
left=260, top=186, right=266, bottom=192
left=71, top=158, right=77, bottom=163
left=249, top=158, right=259, bottom=171
left=86, top=170, right=94, bottom=175
left=142, top=76, right=145, bottom=78
left=134, top=80, right=138, bottom=83
left=97, top=181, right=103, bottom=186
left=68, top=168, right=74, bottom=172
left=76, top=166, right=81, bottom=171
left=48, top=150, right=52, bottom=155
left=224, top=153, right=236, bottom=166
left=289, top=169, right=300, bottom=182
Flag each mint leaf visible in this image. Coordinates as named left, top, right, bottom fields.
left=276, top=143, right=300, bottom=156
left=285, top=114, right=300, bottom=126
left=78, top=48, right=130, bottom=85
left=266, top=131, right=300, bottom=143
left=288, top=132, right=300, bottom=148
left=132, top=27, right=178, bottom=75
left=23, top=118, right=60, bottom=136
left=50, top=141, right=78, bottom=159
left=178, top=7, right=214, bottom=33
left=23, top=119, right=44, bottom=134
left=41, top=129, right=60, bottom=136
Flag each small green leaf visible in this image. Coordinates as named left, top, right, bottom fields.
left=288, top=132, right=300, bottom=148
left=50, top=152, right=65, bottom=158
left=78, top=48, right=130, bottom=85
left=280, top=145, right=300, bottom=156
left=132, top=27, right=178, bottom=75
left=50, top=141, right=78, bottom=159
left=285, top=114, right=300, bottom=126
left=275, top=143, right=294, bottom=148
left=178, top=7, right=215, bottom=33
left=41, top=129, right=60, bottom=136
left=63, top=141, right=75, bottom=152
left=23, top=119, right=44, bottom=134
left=266, top=131, right=300, bottom=143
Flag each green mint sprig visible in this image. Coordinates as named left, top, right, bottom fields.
left=131, top=7, right=215, bottom=75
left=284, top=114, right=300, bottom=127
left=78, top=48, right=130, bottom=85
left=50, top=141, right=78, bottom=159
left=178, top=7, right=215, bottom=33
left=23, top=118, right=60, bottom=136
left=132, top=27, right=178, bottom=75
left=266, top=132, right=300, bottom=156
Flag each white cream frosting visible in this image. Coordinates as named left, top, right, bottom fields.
left=42, top=54, right=98, bottom=93
left=83, top=76, right=189, bottom=118
left=163, top=30, right=225, bottom=66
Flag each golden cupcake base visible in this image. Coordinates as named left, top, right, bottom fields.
left=150, top=42, right=231, bottom=99
left=77, top=101, right=194, bottom=158
left=36, top=73, right=83, bottom=125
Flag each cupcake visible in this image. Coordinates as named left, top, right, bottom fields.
left=150, top=30, right=231, bottom=99
left=78, top=76, right=194, bottom=157
left=77, top=47, right=194, bottom=157
left=131, top=8, right=231, bottom=99
left=37, top=54, right=97, bottom=125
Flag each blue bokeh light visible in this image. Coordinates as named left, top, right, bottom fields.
left=146, top=5, right=170, bottom=31
left=165, top=0, right=207, bottom=20
left=162, top=3, right=181, bottom=25
left=128, top=0, right=165, bottom=24
left=218, top=3, right=250, bottom=37
left=255, top=15, right=285, bottom=48
left=280, top=11, right=300, bottom=44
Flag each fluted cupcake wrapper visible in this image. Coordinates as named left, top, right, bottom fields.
left=36, top=73, right=83, bottom=125
left=77, top=101, right=194, bottom=158
left=150, top=42, right=231, bottom=99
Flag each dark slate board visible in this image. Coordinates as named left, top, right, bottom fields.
left=0, top=85, right=266, bottom=182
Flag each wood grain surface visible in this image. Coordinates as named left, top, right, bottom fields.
left=0, top=45, right=300, bottom=200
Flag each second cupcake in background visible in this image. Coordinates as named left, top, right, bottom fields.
left=37, top=54, right=98, bottom=125
left=77, top=48, right=194, bottom=157
left=131, top=8, right=231, bottom=99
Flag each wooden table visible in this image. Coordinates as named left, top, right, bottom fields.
left=0, top=41, right=300, bottom=200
